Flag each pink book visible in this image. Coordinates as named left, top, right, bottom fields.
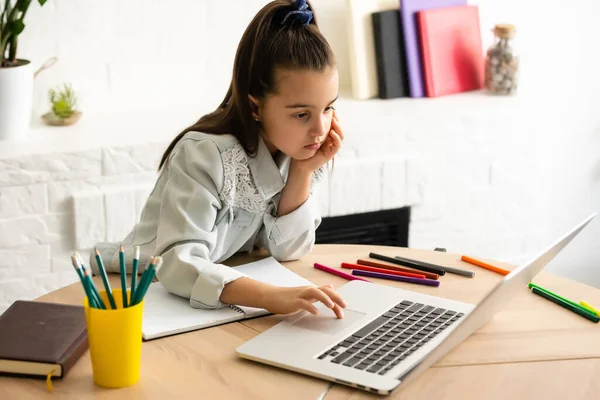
left=417, top=5, right=484, bottom=97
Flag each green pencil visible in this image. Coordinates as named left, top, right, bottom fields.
left=133, top=262, right=157, bottom=305
left=131, top=258, right=155, bottom=306
left=75, top=253, right=106, bottom=309
left=71, top=255, right=97, bottom=308
left=132, top=257, right=162, bottom=306
left=131, top=272, right=150, bottom=306
left=95, top=248, right=117, bottom=309
left=119, top=245, right=128, bottom=308
left=82, top=268, right=104, bottom=309
left=130, top=246, right=140, bottom=305
left=130, top=251, right=150, bottom=305
left=531, top=287, right=599, bottom=323
left=528, top=282, right=592, bottom=315
left=71, top=255, right=84, bottom=282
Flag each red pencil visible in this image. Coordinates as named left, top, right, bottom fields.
left=341, top=262, right=427, bottom=280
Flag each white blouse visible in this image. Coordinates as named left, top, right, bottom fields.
left=89, top=131, right=326, bottom=310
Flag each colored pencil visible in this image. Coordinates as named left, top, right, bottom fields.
left=531, top=287, right=599, bottom=323
left=71, top=254, right=84, bottom=283
left=356, top=259, right=440, bottom=280
left=130, top=246, right=140, bottom=305
left=131, top=254, right=152, bottom=304
left=82, top=268, right=104, bottom=309
left=352, top=269, right=440, bottom=287
left=131, top=257, right=162, bottom=305
left=461, top=255, right=510, bottom=276
left=341, top=262, right=427, bottom=279
left=314, top=262, right=370, bottom=282
left=119, top=245, right=128, bottom=308
left=394, top=256, right=474, bottom=278
left=95, top=248, right=117, bottom=309
left=131, top=258, right=152, bottom=306
left=75, top=253, right=106, bottom=309
left=369, top=252, right=446, bottom=275
left=71, top=255, right=97, bottom=308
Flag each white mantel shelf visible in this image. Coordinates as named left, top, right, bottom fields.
left=0, top=91, right=523, bottom=160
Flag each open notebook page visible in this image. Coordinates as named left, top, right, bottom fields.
left=141, top=284, right=242, bottom=340
left=141, top=257, right=315, bottom=340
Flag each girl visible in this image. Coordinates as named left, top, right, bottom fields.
left=90, top=0, right=347, bottom=318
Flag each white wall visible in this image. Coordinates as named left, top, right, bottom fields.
left=0, top=0, right=597, bottom=313
left=477, top=0, right=600, bottom=285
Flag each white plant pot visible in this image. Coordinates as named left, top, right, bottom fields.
left=0, top=60, right=33, bottom=141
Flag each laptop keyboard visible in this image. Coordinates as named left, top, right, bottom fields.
left=317, top=300, right=464, bottom=375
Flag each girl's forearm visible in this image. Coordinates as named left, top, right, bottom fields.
left=277, top=165, right=312, bottom=217
left=220, top=277, right=275, bottom=308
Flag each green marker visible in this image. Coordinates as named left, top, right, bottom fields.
left=531, top=287, right=599, bottom=323
left=528, top=282, right=592, bottom=315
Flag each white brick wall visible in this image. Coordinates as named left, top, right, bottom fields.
left=0, top=0, right=598, bottom=314
left=0, top=245, right=51, bottom=280
left=0, top=148, right=161, bottom=313
left=0, top=184, right=48, bottom=219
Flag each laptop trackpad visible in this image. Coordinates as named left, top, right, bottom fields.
left=290, top=309, right=367, bottom=335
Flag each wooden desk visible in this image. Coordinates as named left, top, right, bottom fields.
left=2, top=244, right=599, bottom=399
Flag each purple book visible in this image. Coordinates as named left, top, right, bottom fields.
left=400, top=0, right=467, bottom=97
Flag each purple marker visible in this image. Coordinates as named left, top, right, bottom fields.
left=352, top=269, right=440, bottom=287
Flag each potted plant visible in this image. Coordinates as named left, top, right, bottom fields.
left=0, top=0, right=49, bottom=141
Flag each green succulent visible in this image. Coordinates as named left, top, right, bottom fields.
left=49, top=83, right=77, bottom=119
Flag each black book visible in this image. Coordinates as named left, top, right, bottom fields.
left=371, top=10, right=410, bottom=99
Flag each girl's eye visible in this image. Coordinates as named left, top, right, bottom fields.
left=295, top=112, right=308, bottom=120
left=325, top=106, right=336, bottom=112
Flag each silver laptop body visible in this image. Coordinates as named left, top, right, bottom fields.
left=236, top=213, right=596, bottom=395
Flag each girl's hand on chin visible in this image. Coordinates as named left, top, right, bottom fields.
left=291, top=110, right=344, bottom=174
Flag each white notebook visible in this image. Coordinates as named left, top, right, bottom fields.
left=141, top=257, right=315, bottom=340
left=346, top=0, right=400, bottom=99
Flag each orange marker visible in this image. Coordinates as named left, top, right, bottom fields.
left=461, top=255, right=510, bottom=276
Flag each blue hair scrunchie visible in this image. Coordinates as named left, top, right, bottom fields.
left=281, top=0, right=313, bottom=26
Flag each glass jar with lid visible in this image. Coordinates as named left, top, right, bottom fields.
left=485, top=24, right=519, bottom=95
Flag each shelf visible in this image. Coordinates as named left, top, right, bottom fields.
left=0, top=90, right=522, bottom=160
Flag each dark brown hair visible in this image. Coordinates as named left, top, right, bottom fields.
left=158, top=0, right=335, bottom=171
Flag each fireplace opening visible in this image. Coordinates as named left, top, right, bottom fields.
left=315, top=207, right=410, bottom=247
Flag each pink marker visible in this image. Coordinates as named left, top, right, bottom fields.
left=314, top=263, right=371, bottom=283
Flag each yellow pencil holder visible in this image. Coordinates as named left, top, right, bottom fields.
left=83, top=289, right=143, bottom=388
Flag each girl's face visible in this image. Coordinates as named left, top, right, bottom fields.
left=250, top=66, right=339, bottom=160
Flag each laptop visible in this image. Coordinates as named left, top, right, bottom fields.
left=236, top=213, right=596, bottom=395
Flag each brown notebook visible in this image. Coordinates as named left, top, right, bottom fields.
left=0, top=300, right=88, bottom=379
